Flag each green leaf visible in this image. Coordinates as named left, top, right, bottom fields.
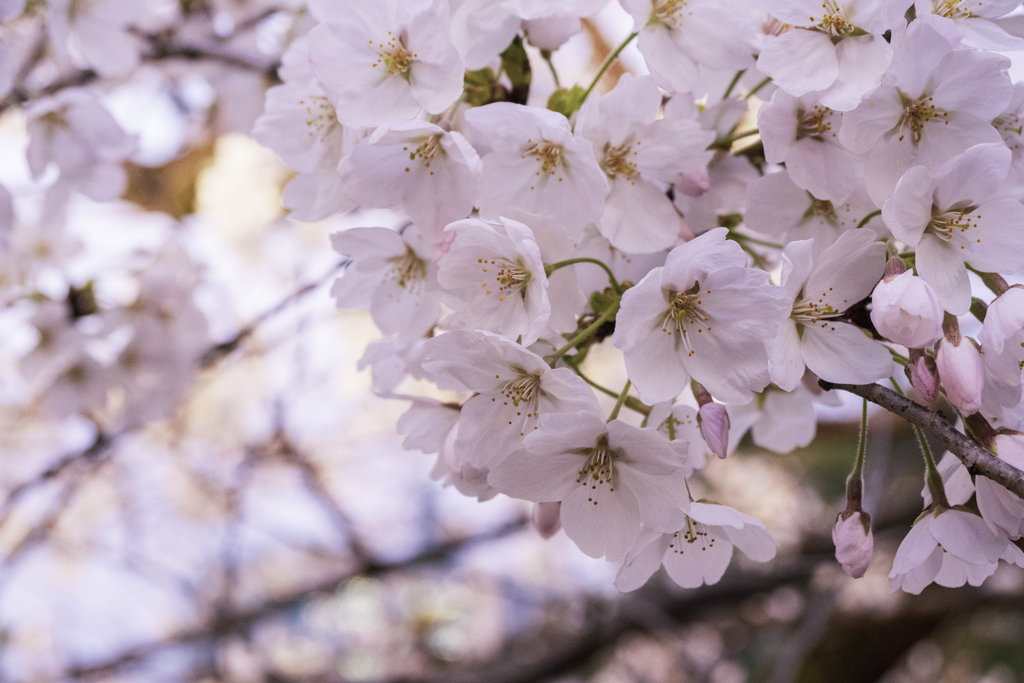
left=547, top=85, right=587, bottom=118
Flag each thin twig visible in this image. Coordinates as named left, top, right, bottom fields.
left=819, top=381, right=1024, bottom=499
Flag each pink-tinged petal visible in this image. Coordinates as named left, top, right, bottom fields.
left=612, top=268, right=671, bottom=354
left=370, top=279, right=440, bottom=341
left=614, top=530, right=671, bottom=592
left=838, top=87, right=904, bottom=154
left=757, top=31, right=839, bottom=96
left=487, top=451, right=580, bottom=501
left=932, top=49, right=1012, bottom=120
left=959, top=199, right=1024, bottom=275
left=757, top=90, right=800, bottom=164
left=805, top=228, right=887, bottom=310
left=768, top=320, right=805, bottom=392
left=753, top=388, right=817, bottom=454
left=743, top=171, right=813, bottom=237
left=890, top=515, right=939, bottom=576
left=916, top=234, right=971, bottom=315
left=533, top=502, right=562, bottom=539
left=958, top=16, right=1024, bottom=50
left=786, top=137, right=860, bottom=205
left=892, top=546, right=944, bottom=594
left=933, top=143, right=1011, bottom=211
left=600, top=178, right=687, bottom=254
left=637, top=26, right=700, bottom=93
left=687, top=502, right=752, bottom=528
left=524, top=411, right=609, bottom=456
left=864, top=134, right=922, bottom=208
left=760, top=0, right=824, bottom=26
left=931, top=509, right=1007, bottom=563
left=623, top=317, right=692, bottom=404
left=882, top=166, right=935, bottom=246
left=419, top=330, right=517, bottom=391
left=916, top=113, right=1004, bottom=173
left=561, top=482, right=642, bottom=561
left=976, top=476, right=1024, bottom=539
left=818, top=34, right=892, bottom=112
left=619, top=464, right=690, bottom=531
left=780, top=239, right=815, bottom=299
left=661, top=524, right=734, bottom=588
left=724, top=524, right=777, bottom=563
left=685, top=335, right=773, bottom=406
left=662, top=228, right=747, bottom=289
left=801, top=322, right=895, bottom=385
left=607, top=419, right=685, bottom=474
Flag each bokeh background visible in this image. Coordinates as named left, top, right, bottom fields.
left=3, top=2, right=1024, bottom=682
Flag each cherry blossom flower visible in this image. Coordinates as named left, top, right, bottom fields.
left=622, top=0, right=756, bottom=94
left=398, top=398, right=498, bottom=501
left=979, top=287, right=1024, bottom=418
left=338, top=121, right=482, bottom=241
left=757, top=0, right=909, bottom=111
left=436, top=216, right=550, bottom=346
left=839, top=21, right=1013, bottom=206
left=727, top=383, right=830, bottom=455
left=576, top=74, right=714, bottom=253
left=976, top=433, right=1024, bottom=539
left=420, top=330, right=600, bottom=469
left=463, top=103, right=608, bottom=238
left=744, top=172, right=884, bottom=247
left=881, top=143, right=1024, bottom=315
left=767, top=230, right=893, bottom=391
left=47, top=0, right=144, bottom=77
left=489, top=410, right=690, bottom=561
left=27, top=89, right=136, bottom=201
left=613, top=228, right=790, bottom=405
left=252, top=38, right=357, bottom=223
left=889, top=507, right=1022, bottom=594
left=646, top=402, right=707, bottom=477
left=330, top=226, right=441, bottom=343
left=758, top=90, right=862, bottom=204
left=614, top=502, right=777, bottom=591
left=308, top=0, right=465, bottom=127
left=915, top=0, right=1024, bottom=51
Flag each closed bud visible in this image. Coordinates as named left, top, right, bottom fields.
left=698, top=402, right=730, bottom=460
left=936, top=336, right=985, bottom=415
left=870, top=271, right=943, bottom=349
left=532, top=502, right=562, bottom=539
left=832, top=510, right=874, bottom=579
left=905, top=349, right=940, bottom=402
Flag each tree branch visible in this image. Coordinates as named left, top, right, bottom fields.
left=818, top=381, right=1024, bottom=499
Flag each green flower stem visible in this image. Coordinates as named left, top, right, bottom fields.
left=548, top=299, right=620, bottom=367
left=890, top=377, right=950, bottom=508
left=545, top=258, right=621, bottom=295
left=722, top=69, right=746, bottom=99
left=565, top=361, right=651, bottom=416
left=608, top=380, right=632, bottom=421
left=580, top=32, right=638, bottom=105
left=745, top=76, right=772, bottom=98
left=729, top=232, right=783, bottom=250
left=856, top=210, right=881, bottom=229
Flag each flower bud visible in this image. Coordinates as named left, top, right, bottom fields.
left=832, top=510, right=873, bottom=578
left=870, top=270, right=943, bottom=349
left=936, top=336, right=985, bottom=415
left=698, top=402, right=730, bottom=460
left=905, top=349, right=940, bottom=402
left=532, top=502, right=561, bottom=539
left=524, top=16, right=581, bottom=51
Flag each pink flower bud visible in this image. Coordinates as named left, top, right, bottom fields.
left=936, top=337, right=985, bottom=415
left=870, top=271, right=943, bottom=349
left=533, top=502, right=561, bottom=539
left=832, top=511, right=873, bottom=578
left=523, top=16, right=581, bottom=51
left=675, top=168, right=710, bottom=197
left=698, top=402, right=730, bottom=460
left=905, top=352, right=940, bottom=402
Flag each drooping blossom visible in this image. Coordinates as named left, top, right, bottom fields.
left=614, top=502, right=776, bottom=591
left=833, top=510, right=874, bottom=578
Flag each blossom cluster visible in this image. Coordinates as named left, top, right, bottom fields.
left=4, top=0, right=1024, bottom=597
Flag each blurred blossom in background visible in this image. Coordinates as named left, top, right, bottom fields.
left=1, top=2, right=1024, bottom=683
